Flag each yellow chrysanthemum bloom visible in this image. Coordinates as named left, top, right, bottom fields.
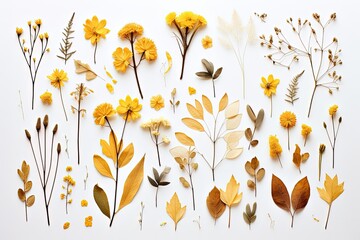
left=66, top=166, right=72, bottom=172
left=260, top=74, right=280, bottom=97
left=47, top=69, right=68, bottom=89
left=118, top=23, right=143, bottom=40
left=117, top=95, right=142, bottom=121
left=112, top=47, right=132, bottom=73
left=93, top=103, right=116, bottom=126
left=329, top=104, right=338, bottom=116
left=202, top=35, right=213, bottom=49
left=16, top=27, right=23, bottom=36
left=269, top=135, right=282, bottom=158
left=176, top=11, right=198, bottom=29
left=85, top=216, right=93, bottom=227
left=150, top=95, right=165, bottom=111
left=81, top=199, right=88, bottom=207
left=63, top=222, right=70, bottom=230
left=40, top=91, right=52, bottom=105
left=188, top=87, right=196, bottom=95
left=197, top=15, right=207, bottom=27
left=301, top=124, right=312, bottom=137
left=135, top=38, right=158, bottom=61
left=166, top=12, right=177, bottom=25
left=35, top=19, right=42, bottom=26
left=280, top=111, right=296, bottom=128
left=83, top=16, right=110, bottom=45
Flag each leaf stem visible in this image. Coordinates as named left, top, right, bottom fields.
left=130, top=35, right=143, bottom=99
left=287, top=128, right=290, bottom=151
left=212, top=79, right=216, bottom=98
left=277, top=154, right=283, bottom=168
left=76, top=91, right=81, bottom=165
left=270, top=95, right=273, bottom=118
left=228, top=207, right=232, bottom=228
left=189, top=172, right=196, bottom=211
left=325, top=203, right=332, bottom=229
left=59, top=87, right=68, bottom=121
left=155, top=187, right=159, bottom=208
left=93, top=41, right=97, bottom=64
left=155, top=137, right=161, bottom=167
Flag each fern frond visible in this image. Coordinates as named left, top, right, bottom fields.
left=57, top=12, right=76, bottom=64
left=285, top=70, right=304, bottom=105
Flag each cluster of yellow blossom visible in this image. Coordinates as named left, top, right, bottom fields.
left=166, top=11, right=207, bottom=29
left=40, top=91, right=52, bottom=105
left=85, top=216, right=93, bottom=227
left=141, top=117, right=171, bottom=136
left=202, top=36, right=213, bottom=49
left=269, top=135, right=282, bottom=159
left=329, top=104, right=338, bottom=116
left=63, top=175, right=76, bottom=186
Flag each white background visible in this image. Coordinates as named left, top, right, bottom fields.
left=2, top=0, right=360, bottom=239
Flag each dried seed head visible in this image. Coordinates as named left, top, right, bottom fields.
left=25, top=130, right=31, bottom=140
left=319, top=144, right=326, bottom=153
left=53, top=124, right=58, bottom=135
left=330, top=13, right=336, bottom=20
left=36, top=118, right=41, bottom=132
left=323, top=122, right=327, bottom=128
left=339, top=117, right=342, bottom=123
left=43, top=115, right=49, bottom=128
left=57, top=143, right=61, bottom=154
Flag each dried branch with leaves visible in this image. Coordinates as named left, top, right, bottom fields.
left=169, top=88, right=180, bottom=114
left=260, top=13, right=342, bottom=117
left=245, top=105, right=264, bottom=149
left=245, top=157, right=265, bottom=197
left=243, top=202, right=257, bottom=229
left=147, top=167, right=171, bottom=207
left=195, top=59, right=223, bottom=97
left=57, top=12, right=76, bottom=64
left=285, top=70, right=304, bottom=105
left=17, top=161, right=35, bottom=222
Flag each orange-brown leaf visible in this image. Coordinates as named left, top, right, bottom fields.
left=206, top=187, right=226, bottom=220
left=291, top=177, right=310, bottom=212
left=271, top=174, right=290, bottom=212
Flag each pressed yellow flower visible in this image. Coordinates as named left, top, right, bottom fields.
left=150, top=95, right=165, bottom=111
left=202, top=35, right=213, bottom=49
left=81, top=199, right=88, bottom=207
left=35, top=19, right=42, bottom=26
left=117, top=95, right=142, bottom=121
left=68, top=199, right=73, bottom=204
left=40, top=91, right=52, bottom=105
left=39, top=34, right=44, bottom=41
left=118, top=23, right=143, bottom=40
left=301, top=124, right=312, bottom=146
left=269, top=135, right=283, bottom=167
left=162, top=136, right=170, bottom=144
left=188, top=86, right=196, bottom=95
left=329, top=105, right=338, bottom=116
left=198, top=15, right=207, bottom=27
left=16, top=27, right=23, bottom=36
left=261, top=74, right=280, bottom=97
left=93, top=103, right=116, bottom=126
left=47, top=69, right=68, bottom=88
left=280, top=111, right=297, bottom=128
left=176, top=11, right=199, bottom=29
left=112, top=47, right=132, bottom=73
left=63, top=175, right=76, bottom=186
left=135, top=38, right=157, bottom=61
left=66, top=166, right=72, bottom=172
left=60, top=193, right=65, bottom=200
left=106, top=83, right=114, bottom=94
left=166, top=12, right=177, bottom=25
left=44, top=32, right=49, bottom=39
left=85, top=216, right=93, bottom=227
left=63, top=222, right=70, bottom=230
left=83, top=16, right=110, bottom=45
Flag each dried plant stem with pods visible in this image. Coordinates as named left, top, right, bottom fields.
left=57, top=12, right=76, bottom=64
left=16, top=21, right=49, bottom=109
left=323, top=110, right=342, bottom=168
left=25, top=116, right=61, bottom=226
left=169, top=88, right=180, bottom=114
left=245, top=105, right=264, bottom=149
left=138, top=202, right=145, bottom=230
left=17, top=161, right=35, bottom=222
left=260, top=13, right=342, bottom=117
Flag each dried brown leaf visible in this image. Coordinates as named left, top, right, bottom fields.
left=251, top=157, right=259, bottom=170
left=293, top=144, right=302, bottom=170
left=206, top=187, right=226, bottom=221
left=26, top=195, right=35, bottom=207
left=246, top=105, right=256, bottom=122
left=291, top=177, right=310, bottom=212
left=245, top=128, right=252, bottom=141
left=245, top=161, right=255, bottom=176
left=255, top=109, right=265, bottom=129
left=247, top=180, right=255, bottom=189
left=250, top=140, right=259, bottom=147
left=18, top=189, right=26, bottom=202
left=213, top=67, right=223, bottom=80
left=93, top=184, right=111, bottom=219
left=201, top=59, right=214, bottom=75
left=196, top=71, right=212, bottom=79
left=271, top=174, right=291, bottom=212
left=24, top=181, right=32, bottom=192
left=256, top=168, right=265, bottom=181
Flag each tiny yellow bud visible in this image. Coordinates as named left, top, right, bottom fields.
left=35, top=19, right=42, bottom=26
left=16, top=27, right=23, bottom=36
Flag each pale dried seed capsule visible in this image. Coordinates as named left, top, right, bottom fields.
left=25, top=130, right=31, bottom=140
left=43, top=115, right=49, bottom=128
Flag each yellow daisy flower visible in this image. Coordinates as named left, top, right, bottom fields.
left=176, top=11, right=199, bottom=29
left=118, top=23, right=143, bottom=40
left=47, top=69, right=68, bottom=89
left=150, top=95, right=165, bottom=111
left=280, top=111, right=297, bottom=151
left=83, top=16, right=110, bottom=45
left=116, top=95, right=142, bottom=121
left=261, top=74, right=280, bottom=97
left=93, top=103, right=116, bottom=126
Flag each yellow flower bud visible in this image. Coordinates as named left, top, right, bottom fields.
left=35, top=19, right=42, bottom=26
left=16, top=27, right=23, bottom=36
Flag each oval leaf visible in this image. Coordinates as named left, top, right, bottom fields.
left=18, top=189, right=26, bottom=202
left=218, top=93, right=228, bottom=112
left=225, top=100, right=240, bottom=119
left=26, top=195, right=35, bottom=207
left=247, top=180, right=255, bottom=189
left=194, top=100, right=204, bottom=119
left=256, top=168, right=265, bottom=181
left=93, top=155, right=114, bottom=179
left=246, top=105, right=257, bottom=122
left=250, top=140, right=259, bottom=147
left=118, top=156, right=145, bottom=212
left=245, top=128, right=252, bottom=141
left=226, top=148, right=243, bottom=159
left=169, top=146, right=188, bottom=159
left=201, top=59, right=214, bottom=75
left=118, top=143, right=134, bottom=168
left=175, top=132, right=195, bottom=146
left=213, top=67, right=223, bottom=80
left=255, top=109, right=265, bottom=128
left=179, top=177, right=190, bottom=188
left=271, top=174, right=291, bottom=212
left=206, top=187, right=226, bottom=220
left=182, top=118, right=205, bottom=132
left=93, top=184, right=111, bottom=218
left=186, top=103, right=203, bottom=120
left=25, top=181, right=32, bottom=192
left=226, top=114, right=242, bottom=130
left=291, top=177, right=310, bottom=212
left=202, top=95, right=213, bottom=114
left=196, top=71, right=212, bottom=79
left=224, top=131, right=244, bottom=145
left=245, top=161, right=255, bottom=176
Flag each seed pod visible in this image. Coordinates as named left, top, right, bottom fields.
left=43, top=115, right=49, bottom=128
left=36, top=118, right=41, bottom=132
left=319, top=144, right=326, bottom=154
left=25, top=130, right=31, bottom=140
left=57, top=143, right=61, bottom=154
left=53, top=124, right=58, bottom=135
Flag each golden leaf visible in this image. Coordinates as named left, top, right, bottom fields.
left=26, top=195, right=35, bottom=207
left=21, top=161, right=29, bottom=181
left=220, top=175, right=243, bottom=207
left=179, top=177, right=190, bottom=188
left=164, top=51, right=172, bottom=74
left=93, top=155, right=114, bottom=179
left=245, top=161, right=255, bottom=176
left=225, top=100, right=240, bottom=119
left=100, top=131, right=119, bottom=165
left=226, top=148, right=243, bottom=159
left=106, top=83, right=114, bottom=94
left=182, top=118, right=205, bottom=132
left=247, top=180, right=255, bottom=189
left=166, top=192, right=186, bottom=231
left=186, top=103, right=203, bottom=120
left=24, top=181, right=32, bottom=192
left=18, top=189, right=26, bottom=202
left=293, top=144, right=302, bottom=169
left=117, top=155, right=145, bottom=213
left=93, top=184, right=111, bottom=219
left=256, top=168, right=265, bottom=181
left=195, top=100, right=204, bottom=119
left=74, top=60, right=97, bottom=80
left=219, top=93, right=228, bottom=112
left=118, top=143, right=134, bottom=168
left=206, top=187, right=226, bottom=221
left=317, top=174, right=344, bottom=205
left=17, top=169, right=25, bottom=183
left=175, top=132, right=195, bottom=146
left=226, top=114, right=242, bottom=130
left=191, top=162, right=198, bottom=170
left=202, top=95, right=213, bottom=114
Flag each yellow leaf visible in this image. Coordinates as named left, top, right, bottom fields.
left=219, top=93, right=228, bottom=112
left=26, top=195, right=35, bottom=207
left=106, top=83, right=114, bottom=94
left=93, top=155, right=114, bottom=179
left=179, top=177, right=190, bottom=188
left=186, top=103, right=203, bottom=120
left=118, top=143, right=134, bottom=168
left=21, top=161, right=30, bottom=180
left=93, top=184, right=111, bottom=219
left=166, top=192, right=186, bottom=231
left=225, top=100, right=240, bottom=119
left=74, top=60, right=98, bottom=80
left=164, top=51, right=172, bottom=74
left=188, top=86, right=196, bottom=95
left=220, top=175, right=243, bottom=207
left=182, top=118, right=205, bottom=132
left=117, top=155, right=145, bottom=213
left=175, top=132, right=195, bottom=146
left=104, top=66, right=114, bottom=79
left=100, top=131, right=119, bottom=165
left=195, top=100, right=204, bottom=119
left=317, top=174, right=344, bottom=205
left=202, top=95, right=213, bottom=114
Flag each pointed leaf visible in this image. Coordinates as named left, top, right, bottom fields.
left=220, top=175, right=243, bottom=207
left=206, top=187, right=226, bottom=220
left=148, top=176, right=158, bottom=187
left=291, top=177, right=310, bottom=212
left=226, top=148, right=243, bottom=159
left=100, top=131, right=118, bottom=164
left=226, top=114, right=242, bottom=130
left=225, top=100, right=240, bottom=119
left=213, top=67, right=223, bottom=80
left=194, top=100, right=204, bottom=119
left=246, top=105, right=257, bottom=122
left=182, top=118, right=205, bottom=132
left=201, top=59, right=214, bottom=75
left=186, top=103, right=203, bottom=120
left=293, top=144, right=302, bottom=169
left=93, top=184, right=111, bottom=218
left=166, top=193, right=186, bottom=231
left=175, top=132, right=195, bottom=146
left=93, top=155, right=114, bottom=179
left=196, top=72, right=212, bottom=79
left=118, top=143, right=134, bottom=168
left=317, top=174, right=344, bottom=205
left=160, top=167, right=171, bottom=180
left=271, top=174, right=291, bottom=212
left=153, top=168, right=160, bottom=182
left=218, top=93, right=228, bottom=112
left=243, top=213, right=250, bottom=224
left=255, top=109, right=265, bottom=128
left=201, top=95, right=213, bottom=114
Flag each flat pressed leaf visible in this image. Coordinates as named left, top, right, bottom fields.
left=26, top=195, right=35, bottom=207
left=256, top=168, right=265, bottom=181
left=148, top=176, right=158, bottom=187
left=74, top=60, right=97, bottom=80
left=118, top=143, right=134, bottom=168
left=166, top=193, right=186, bottom=231
left=213, top=67, right=223, bottom=80
left=182, top=118, right=205, bottom=132
left=255, top=109, right=265, bottom=129
left=250, top=140, right=259, bottom=147
left=93, top=184, right=111, bottom=218
left=317, top=174, right=344, bottom=205
left=194, top=100, right=204, bottom=119
left=21, top=161, right=30, bottom=179
left=186, top=103, right=203, bottom=120
left=164, top=51, right=172, bottom=74
left=220, top=175, right=243, bottom=207
left=226, top=114, right=242, bottom=130
left=293, top=144, right=302, bottom=169
left=159, top=181, right=170, bottom=186
left=225, top=100, right=240, bottom=119
left=247, top=180, right=255, bottom=189
left=179, top=177, right=190, bottom=188
left=226, top=148, right=243, bottom=159
left=224, top=131, right=244, bottom=145
left=301, top=153, right=310, bottom=163
left=243, top=213, right=250, bottom=224
left=251, top=157, right=259, bottom=169
left=18, top=169, right=25, bottom=182
left=245, top=128, right=252, bottom=141
left=202, top=95, right=213, bottom=114
left=271, top=174, right=291, bottom=212
left=196, top=71, right=212, bottom=79
left=100, top=131, right=118, bottom=164
left=201, top=59, right=214, bottom=75
left=117, top=156, right=145, bottom=212
left=169, top=146, right=188, bottom=159
left=18, top=189, right=26, bottom=202
left=218, top=93, right=228, bottom=112
left=175, top=132, right=195, bottom=146
left=24, top=181, right=32, bottom=192
left=291, top=177, right=310, bottom=212
left=206, top=187, right=226, bottom=220
left=93, top=155, right=114, bottom=179
left=245, top=161, right=255, bottom=176
left=246, top=105, right=257, bottom=122
left=153, top=168, right=160, bottom=182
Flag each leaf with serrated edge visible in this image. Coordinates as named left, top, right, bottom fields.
left=175, top=132, right=195, bottom=146
left=218, top=93, right=228, bottom=112
left=182, top=118, right=205, bottom=132
left=93, top=184, right=111, bottom=218
left=117, top=156, right=145, bottom=212
left=226, top=148, right=243, bottom=159
left=166, top=192, right=186, bottom=231
left=291, top=177, right=310, bottom=212
left=202, top=95, right=213, bottom=114
left=226, top=114, right=242, bottom=130
left=225, top=100, right=240, bottom=119
left=206, top=187, right=226, bottom=221
left=317, top=174, right=344, bottom=205
left=93, top=155, right=114, bottom=179
left=186, top=103, right=203, bottom=120
left=246, top=105, right=256, bottom=122
left=74, top=60, right=97, bottom=80
left=271, top=174, right=291, bottom=212
left=118, top=143, right=134, bottom=168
